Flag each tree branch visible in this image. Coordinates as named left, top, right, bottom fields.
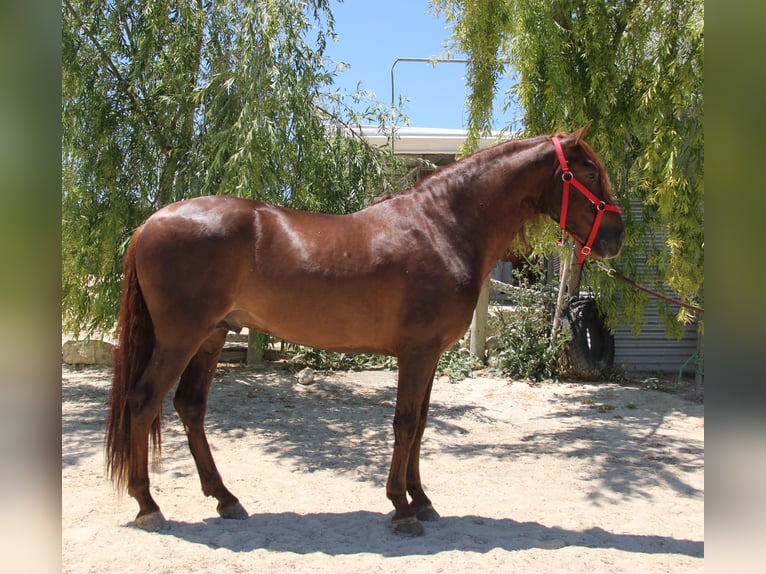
left=313, top=102, right=381, bottom=147
left=551, top=1, right=571, bottom=32
left=612, top=0, right=641, bottom=47
left=63, top=0, right=162, bottom=142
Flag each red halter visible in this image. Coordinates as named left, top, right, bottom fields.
left=551, top=135, right=621, bottom=263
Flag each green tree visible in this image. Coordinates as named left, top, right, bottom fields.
left=62, top=0, right=402, bottom=335
left=431, top=0, right=704, bottom=333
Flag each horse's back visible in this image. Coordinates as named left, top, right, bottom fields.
left=144, top=195, right=260, bottom=234
left=133, top=194, right=479, bottom=355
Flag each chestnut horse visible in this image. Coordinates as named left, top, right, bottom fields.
left=106, top=123, right=624, bottom=535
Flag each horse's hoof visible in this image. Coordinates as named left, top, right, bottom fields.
left=218, top=501, right=249, bottom=520
left=391, top=515, right=425, bottom=537
left=415, top=504, right=441, bottom=522
left=135, top=511, right=167, bottom=531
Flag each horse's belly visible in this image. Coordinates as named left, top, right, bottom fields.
left=225, top=291, right=400, bottom=355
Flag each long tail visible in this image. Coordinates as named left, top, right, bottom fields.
left=105, top=226, right=160, bottom=491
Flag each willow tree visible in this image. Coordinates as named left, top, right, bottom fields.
left=431, top=0, right=704, bottom=334
left=62, top=0, right=402, bottom=335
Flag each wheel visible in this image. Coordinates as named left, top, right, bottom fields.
left=563, top=297, right=615, bottom=377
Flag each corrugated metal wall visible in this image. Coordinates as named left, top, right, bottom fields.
left=613, top=309, right=700, bottom=375
left=611, top=200, right=702, bottom=375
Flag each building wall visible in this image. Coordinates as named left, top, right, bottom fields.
left=611, top=200, right=702, bottom=376
left=613, top=309, right=701, bottom=375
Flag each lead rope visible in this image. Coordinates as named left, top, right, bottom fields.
left=595, top=260, right=704, bottom=314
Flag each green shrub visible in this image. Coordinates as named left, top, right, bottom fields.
left=288, top=345, right=482, bottom=383
left=437, top=345, right=483, bottom=383
left=286, top=342, right=482, bottom=383
left=488, top=276, right=570, bottom=381
left=288, top=347, right=397, bottom=371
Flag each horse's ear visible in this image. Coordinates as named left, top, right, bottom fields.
left=572, top=120, right=593, bottom=144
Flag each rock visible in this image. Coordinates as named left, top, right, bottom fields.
left=485, top=336, right=504, bottom=369
left=62, top=339, right=115, bottom=365
left=296, top=367, right=315, bottom=385
left=485, top=335, right=502, bottom=352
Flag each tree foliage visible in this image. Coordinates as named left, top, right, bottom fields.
left=62, top=0, right=403, bottom=335
left=431, top=0, right=704, bottom=333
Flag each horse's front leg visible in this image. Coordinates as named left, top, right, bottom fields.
left=386, top=354, right=439, bottom=536
left=406, top=374, right=441, bottom=523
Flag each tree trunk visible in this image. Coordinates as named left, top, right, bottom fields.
left=551, top=247, right=573, bottom=341
left=568, top=259, right=583, bottom=296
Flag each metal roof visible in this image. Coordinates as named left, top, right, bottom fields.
left=357, top=125, right=511, bottom=155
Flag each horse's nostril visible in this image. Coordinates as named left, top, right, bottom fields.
left=595, top=230, right=625, bottom=259
left=617, top=230, right=626, bottom=252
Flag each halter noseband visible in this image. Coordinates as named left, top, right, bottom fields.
left=551, top=135, right=621, bottom=263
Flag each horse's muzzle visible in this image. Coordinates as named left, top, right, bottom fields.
left=594, top=229, right=625, bottom=259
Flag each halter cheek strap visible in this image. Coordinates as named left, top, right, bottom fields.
left=551, top=135, right=621, bottom=263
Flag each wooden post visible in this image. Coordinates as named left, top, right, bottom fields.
left=695, top=333, right=704, bottom=393
left=470, top=276, right=491, bottom=359
left=247, top=330, right=266, bottom=367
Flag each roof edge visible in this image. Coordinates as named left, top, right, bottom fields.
left=355, top=125, right=514, bottom=155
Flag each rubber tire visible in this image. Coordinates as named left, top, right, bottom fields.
left=563, top=297, right=615, bottom=376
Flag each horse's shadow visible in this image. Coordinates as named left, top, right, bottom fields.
left=152, top=510, right=703, bottom=558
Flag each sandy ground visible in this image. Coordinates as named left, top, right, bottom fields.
left=62, top=363, right=703, bottom=573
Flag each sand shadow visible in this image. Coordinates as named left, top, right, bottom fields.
left=63, top=365, right=704, bottom=504
left=153, top=510, right=703, bottom=558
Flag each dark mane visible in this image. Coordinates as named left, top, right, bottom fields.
left=397, top=135, right=546, bottom=197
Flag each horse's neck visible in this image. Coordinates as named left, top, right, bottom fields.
left=425, top=137, right=552, bottom=276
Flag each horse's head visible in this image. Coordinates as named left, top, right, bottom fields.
left=548, top=122, right=625, bottom=262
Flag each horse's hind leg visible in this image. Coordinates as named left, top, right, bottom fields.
left=127, top=347, right=193, bottom=530
left=173, top=329, right=248, bottom=520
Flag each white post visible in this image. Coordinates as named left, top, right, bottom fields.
left=470, top=276, right=491, bottom=359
